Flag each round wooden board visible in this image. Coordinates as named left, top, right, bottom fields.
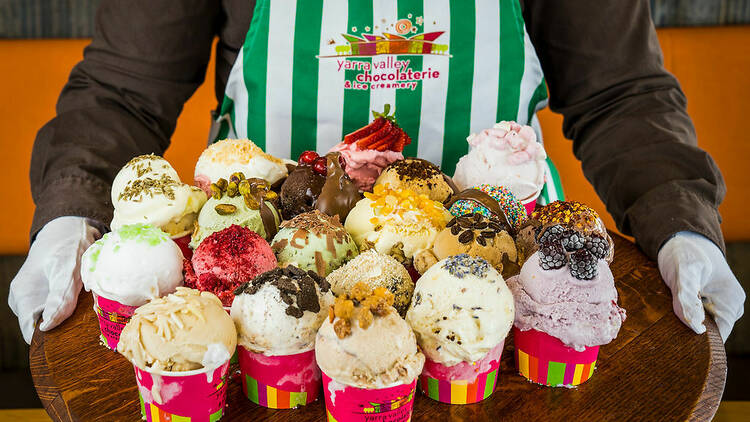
left=30, top=233, right=726, bottom=421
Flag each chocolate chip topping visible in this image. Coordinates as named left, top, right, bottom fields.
left=387, top=158, right=442, bottom=180
left=234, top=266, right=330, bottom=319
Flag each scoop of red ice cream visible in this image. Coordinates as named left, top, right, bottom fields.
left=184, top=225, right=277, bottom=306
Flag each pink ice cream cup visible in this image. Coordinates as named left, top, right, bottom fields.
left=171, top=233, right=193, bottom=260
left=237, top=346, right=320, bottom=408
left=513, top=326, right=599, bottom=387
left=321, top=372, right=417, bottom=422
left=419, top=341, right=503, bottom=404
left=92, top=293, right=139, bottom=351
left=133, top=361, right=230, bottom=422
left=522, top=197, right=538, bottom=217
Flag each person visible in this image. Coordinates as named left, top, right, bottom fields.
left=8, top=0, right=744, bottom=344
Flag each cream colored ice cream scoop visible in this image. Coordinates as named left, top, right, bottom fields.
left=111, top=154, right=207, bottom=237
left=406, top=254, right=515, bottom=366
left=118, top=287, right=237, bottom=372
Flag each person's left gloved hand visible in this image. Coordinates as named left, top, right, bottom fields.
left=658, top=231, right=745, bottom=341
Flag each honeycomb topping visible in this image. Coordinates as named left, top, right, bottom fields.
left=364, top=185, right=448, bottom=228
left=329, top=282, right=395, bottom=339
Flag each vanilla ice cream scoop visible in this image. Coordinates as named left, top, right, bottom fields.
left=118, top=287, right=237, bottom=372
left=453, top=121, right=546, bottom=203
left=194, top=139, right=292, bottom=195
left=111, top=154, right=207, bottom=237
left=81, top=223, right=184, bottom=306
left=231, top=266, right=333, bottom=356
left=406, top=254, right=515, bottom=366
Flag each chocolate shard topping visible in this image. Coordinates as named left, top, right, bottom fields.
left=315, top=152, right=362, bottom=221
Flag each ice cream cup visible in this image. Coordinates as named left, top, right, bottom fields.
left=91, top=293, right=139, bottom=350
left=418, top=341, right=503, bottom=404
left=237, top=346, right=320, bottom=408
left=513, top=326, right=599, bottom=387
left=133, top=360, right=230, bottom=422
left=171, top=233, right=193, bottom=260
left=321, top=372, right=417, bottom=422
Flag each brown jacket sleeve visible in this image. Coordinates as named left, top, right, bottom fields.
left=29, top=0, right=221, bottom=239
left=522, top=0, right=726, bottom=259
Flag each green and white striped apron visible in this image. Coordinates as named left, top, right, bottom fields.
left=214, top=0, right=564, bottom=204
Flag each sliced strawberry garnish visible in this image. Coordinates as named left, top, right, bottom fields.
left=368, top=124, right=398, bottom=150
left=391, top=131, right=411, bottom=152
left=357, top=119, right=393, bottom=149
left=344, top=118, right=384, bottom=144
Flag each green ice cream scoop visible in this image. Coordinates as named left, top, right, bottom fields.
left=190, top=194, right=280, bottom=249
left=271, top=210, right=358, bottom=277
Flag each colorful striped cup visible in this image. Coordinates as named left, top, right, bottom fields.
left=133, top=361, right=230, bottom=422
left=513, top=326, right=599, bottom=387
left=237, top=346, right=320, bottom=409
left=321, top=372, right=417, bottom=422
left=418, top=341, right=504, bottom=404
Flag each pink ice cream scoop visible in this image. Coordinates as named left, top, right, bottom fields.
left=507, top=252, right=626, bottom=351
left=328, top=142, right=403, bottom=191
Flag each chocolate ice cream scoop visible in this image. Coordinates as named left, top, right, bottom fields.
left=280, top=164, right=325, bottom=220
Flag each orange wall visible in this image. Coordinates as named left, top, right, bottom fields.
left=2, top=26, right=749, bottom=254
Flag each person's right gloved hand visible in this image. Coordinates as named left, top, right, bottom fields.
left=8, top=216, right=101, bottom=344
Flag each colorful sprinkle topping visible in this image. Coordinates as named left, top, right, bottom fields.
left=449, top=184, right=527, bottom=230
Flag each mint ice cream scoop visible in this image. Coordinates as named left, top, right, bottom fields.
left=271, top=210, right=358, bottom=277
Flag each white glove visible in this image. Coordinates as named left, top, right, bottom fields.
left=8, top=216, right=101, bottom=344
left=658, top=231, right=745, bottom=341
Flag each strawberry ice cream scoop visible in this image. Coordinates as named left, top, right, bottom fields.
left=329, top=143, right=402, bottom=191
left=329, top=105, right=410, bottom=192
left=185, top=225, right=277, bottom=306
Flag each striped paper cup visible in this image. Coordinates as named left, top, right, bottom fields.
left=419, top=341, right=503, bottom=404
left=321, top=372, right=417, bottom=422
left=91, top=293, right=139, bottom=351
left=237, top=346, right=320, bottom=409
left=134, top=360, right=230, bottom=422
left=513, top=326, right=599, bottom=387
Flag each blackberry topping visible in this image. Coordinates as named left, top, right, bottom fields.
left=537, top=224, right=565, bottom=245
left=569, top=249, right=598, bottom=280
left=563, top=230, right=585, bottom=252
left=539, top=241, right=566, bottom=270
left=585, top=234, right=609, bottom=259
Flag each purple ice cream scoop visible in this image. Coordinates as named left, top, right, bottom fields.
left=507, top=252, right=626, bottom=351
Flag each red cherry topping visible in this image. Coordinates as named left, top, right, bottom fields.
left=312, top=157, right=328, bottom=176
left=298, top=150, right=319, bottom=165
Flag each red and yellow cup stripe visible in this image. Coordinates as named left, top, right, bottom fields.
left=516, top=348, right=596, bottom=386
left=244, top=374, right=308, bottom=409
left=138, top=392, right=224, bottom=422
left=419, top=368, right=498, bottom=404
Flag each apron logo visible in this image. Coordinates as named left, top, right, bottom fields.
left=317, top=15, right=449, bottom=92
